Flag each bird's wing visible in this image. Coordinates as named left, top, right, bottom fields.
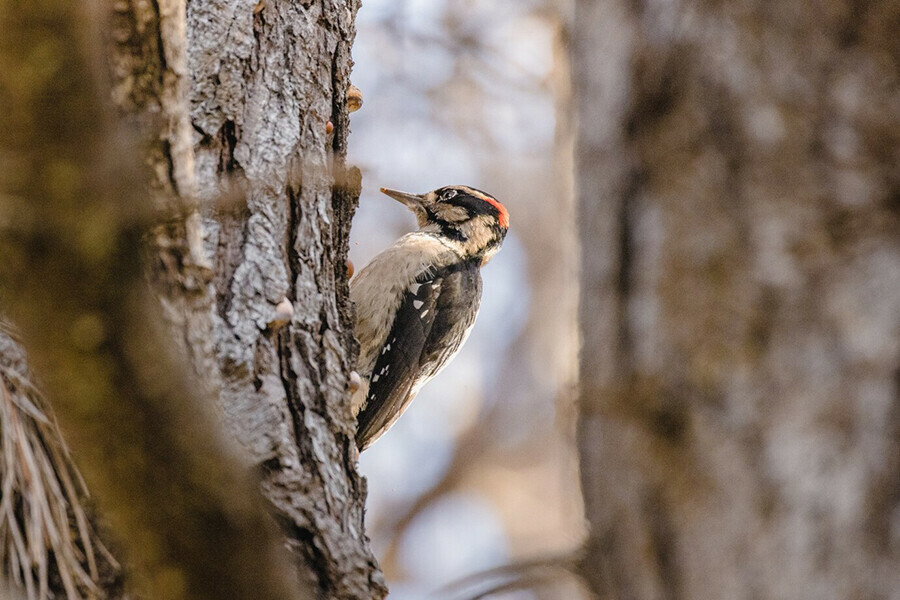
left=356, top=262, right=482, bottom=450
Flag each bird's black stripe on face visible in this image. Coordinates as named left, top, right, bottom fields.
left=439, top=224, right=467, bottom=242
left=437, top=188, right=507, bottom=230
left=425, top=206, right=468, bottom=242
left=444, top=195, right=495, bottom=219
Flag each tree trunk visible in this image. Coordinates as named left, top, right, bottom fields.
left=181, top=0, right=384, bottom=596
left=113, top=0, right=384, bottom=592
left=1, top=0, right=385, bottom=597
left=574, top=1, right=900, bottom=599
left=0, top=0, right=304, bottom=597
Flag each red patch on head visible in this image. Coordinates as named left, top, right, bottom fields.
left=473, top=191, right=510, bottom=229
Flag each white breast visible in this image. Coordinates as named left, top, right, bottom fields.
left=350, top=233, right=459, bottom=378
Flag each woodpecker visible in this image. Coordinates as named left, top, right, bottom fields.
left=350, top=185, right=510, bottom=451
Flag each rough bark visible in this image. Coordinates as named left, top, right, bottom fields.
left=182, top=0, right=385, bottom=596
left=111, top=0, right=384, bottom=594
left=574, top=1, right=900, bottom=599
left=0, top=0, right=304, bottom=598
left=1, top=0, right=384, bottom=597
left=108, top=0, right=220, bottom=385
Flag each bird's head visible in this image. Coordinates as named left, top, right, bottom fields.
left=380, top=185, right=509, bottom=264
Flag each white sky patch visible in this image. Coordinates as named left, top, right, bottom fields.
left=399, top=493, right=509, bottom=584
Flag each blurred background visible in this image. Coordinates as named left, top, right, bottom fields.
left=5, top=0, right=898, bottom=598
left=347, top=0, right=585, bottom=597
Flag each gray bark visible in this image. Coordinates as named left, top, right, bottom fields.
left=182, top=0, right=384, bottom=596
left=1, top=0, right=385, bottom=597
left=113, top=0, right=386, bottom=595
left=0, top=0, right=304, bottom=597
left=574, top=1, right=900, bottom=599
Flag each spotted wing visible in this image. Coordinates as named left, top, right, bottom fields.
left=356, top=262, right=482, bottom=450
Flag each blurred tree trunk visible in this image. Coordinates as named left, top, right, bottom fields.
left=574, top=1, right=900, bottom=599
left=1, top=0, right=385, bottom=597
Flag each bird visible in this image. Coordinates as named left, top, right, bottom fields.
left=350, top=185, right=510, bottom=451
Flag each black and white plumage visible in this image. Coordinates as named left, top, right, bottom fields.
left=351, top=185, right=509, bottom=450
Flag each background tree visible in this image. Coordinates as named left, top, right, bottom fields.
left=574, top=1, right=900, bottom=598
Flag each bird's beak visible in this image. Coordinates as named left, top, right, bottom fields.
left=380, top=187, right=426, bottom=211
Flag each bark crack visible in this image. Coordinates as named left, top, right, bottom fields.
left=615, top=168, right=642, bottom=375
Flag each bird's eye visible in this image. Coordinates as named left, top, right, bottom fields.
left=442, top=189, right=457, bottom=200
